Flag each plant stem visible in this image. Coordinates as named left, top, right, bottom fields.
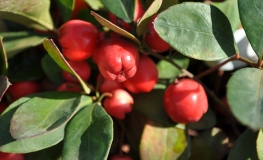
left=97, top=92, right=112, bottom=103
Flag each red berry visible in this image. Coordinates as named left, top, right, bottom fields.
left=110, top=155, right=133, bottom=160
left=97, top=74, right=124, bottom=93
left=163, top=79, right=208, bottom=124
left=123, top=55, right=158, bottom=93
left=0, top=152, right=25, bottom=160
left=7, top=81, right=40, bottom=101
left=71, top=0, right=89, bottom=19
left=0, top=101, right=8, bottom=114
left=103, top=89, right=134, bottom=119
left=144, top=15, right=171, bottom=52
left=62, top=60, right=91, bottom=84
left=97, top=38, right=139, bottom=82
left=57, top=82, right=82, bottom=92
left=58, top=20, right=99, bottom=61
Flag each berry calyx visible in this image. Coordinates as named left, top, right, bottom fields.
left=58, top=20, right=99, bottom=61
left=163, top=79, right=208, bottom=124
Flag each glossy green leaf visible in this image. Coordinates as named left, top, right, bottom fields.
left=212, top=0, right=240, bottom=32
left=154, top=2, right=237, bottom=61
left=63, top=104, right=113, bottom=160
left=140, top=121, right=188, bottom=160
left=132, top=89, right=175, bottom=126
left=0, top=0, right=54, bottom=31
left=8, top=51, right=45, bottom=82
left=0, top=75, right=11, bottom=101
left=157, top=53, right=189, bottom=79
left=85, top=0, right=104, bottom=10
left=10, top=92, right=83, bottom=140
left=136, top=0, right=163, bottom=35
left=257, top=130, right=263, bottom=160
left=0, top=31, right=47, bottom=58
left=228, top=129, right=259, bottom=160
left=189, top=128, right=228, bottom=160
left=0, top=37, right=7, bottom=75
left=187, top=107, right=216, bottom=130
left=91, top=11, right=140, bottom=46
left=227, top=68, right=263, bottom=130
left=43, top=39, right=90, bottom=94
left=238, top=0, right=263, bottom=60
left=41, top=54, right=64, bottom=85
left=101, top=0, right=135, bottom=23
left=57, top=0, right=74, bottom=22
left=0, top=95, right=65, bottom=153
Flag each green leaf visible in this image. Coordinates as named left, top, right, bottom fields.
left=0, top=31, right=47, bottom=58
left=101, top=0, right=135, bottom=23
left=157, top=53, right=189, bottom=79
left=0, top=95, right=65, bottom=153
left=189, top=128, right=229, bottom=160
left=43, top=39, right=91, bottom=94
left=0, top=75, right=11, bottom=101
left=187, top=107, right=216, bottom=130
left=41, top=54, right=64, bottom=85
left=257, top=130, right=263, bottom=160
left=228, top=129, right=259, bottom=160
left=0, top=37, right=8, bottom=75
left=227, top=67, right=263, bottom=130
left=212, top=0, right=240, bottom=32
left=154, top=2, right=237, bottom=61
left=10, top=92, right=83, bottom=140
left=136, top=0, right=163, bottom=35
left=63, top=104, right=113, bottom=160
left=91, top=11, right=140, bottom=46
left=159, top=0, right=178, bottom=12
left=140, top=121, right=188, bottom=160
left=132, top=89, right=175, bottom=126
left=7, top=51, right=45, bottom=82
left=0, top=0, right=54, bottom=31
left=238, top=0, right=263, bottom=60
left=85, top=0, right=104, bottom=10
left=57, top=0, right=74, bottom=22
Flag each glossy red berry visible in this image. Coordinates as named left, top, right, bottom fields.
left=71, top=0, right=89, bottom=19
left=123, top=55, right=158, bottom=93
left=0, top=101, right=8, bottom=114
left=62, top=60, right=91, bottom=83
left=110, top=155, right=133, bottom=160
left=97, top=38, right=139, bottom=82
left=57, top=82, right=82, bottom=92
left=0, top=152, right=24, bottom=160
left=7, top=81, right=40, bottom=101
left=144, top=15, right=171, bottom=52
left=98, top=74, right=124, bottom=93
left=103, top=89, right=134, bottom=119
left=163, top=79, right=208, bottom=124
left=58, top=20, right=99, bottom=61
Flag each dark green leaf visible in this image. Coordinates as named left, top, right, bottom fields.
left=238, top=0, right=263, bottom=60
left=228, top=129, right=259, bottom=160
left=8, top=51, right=45, bottom=82
left=10, top=92, right=83, bottom=140
left=57, top=0, right=74, bottom=22
left=132, top=89, right=175, bottom=126
left=0, top=0, right=54, bottom=31
left=256, top=130, right=263, bottom=160
left=140, top=121, right=188, bottom=160
left=212, top=0, right=240, bottom=32
left=0, top=37, right=7, bottom=75
left=136, top=0, right=163, bottom=35
left=101, top=0, right=135, bottom=23
left=63, top=104, right=113, bottom=160
left=189, top=128, right=229, bottom=160
left=159, top=0, right=178, bottom=12
left=0, top=75, right=11, bottom=101
left=91, top=11, right=141, bottom=46
left=154, top=2, right=237, bottom=60
left=85, top=0, right=104, bottom=10
left=0, top=31, right=47, bottom=58
left=227, top=68, right=263, bottom=130
left=0, top=95, right=64, bottom=153
left=41, top=54, right=64, bottom=85
left=187, top=107, right=216, bottom=130
left=157, top=53, right=189, bottom=79
left=43, top=39, right=91, bottom=94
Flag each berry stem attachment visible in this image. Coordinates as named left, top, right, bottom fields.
left=97, top=92, right=112, bottom=103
